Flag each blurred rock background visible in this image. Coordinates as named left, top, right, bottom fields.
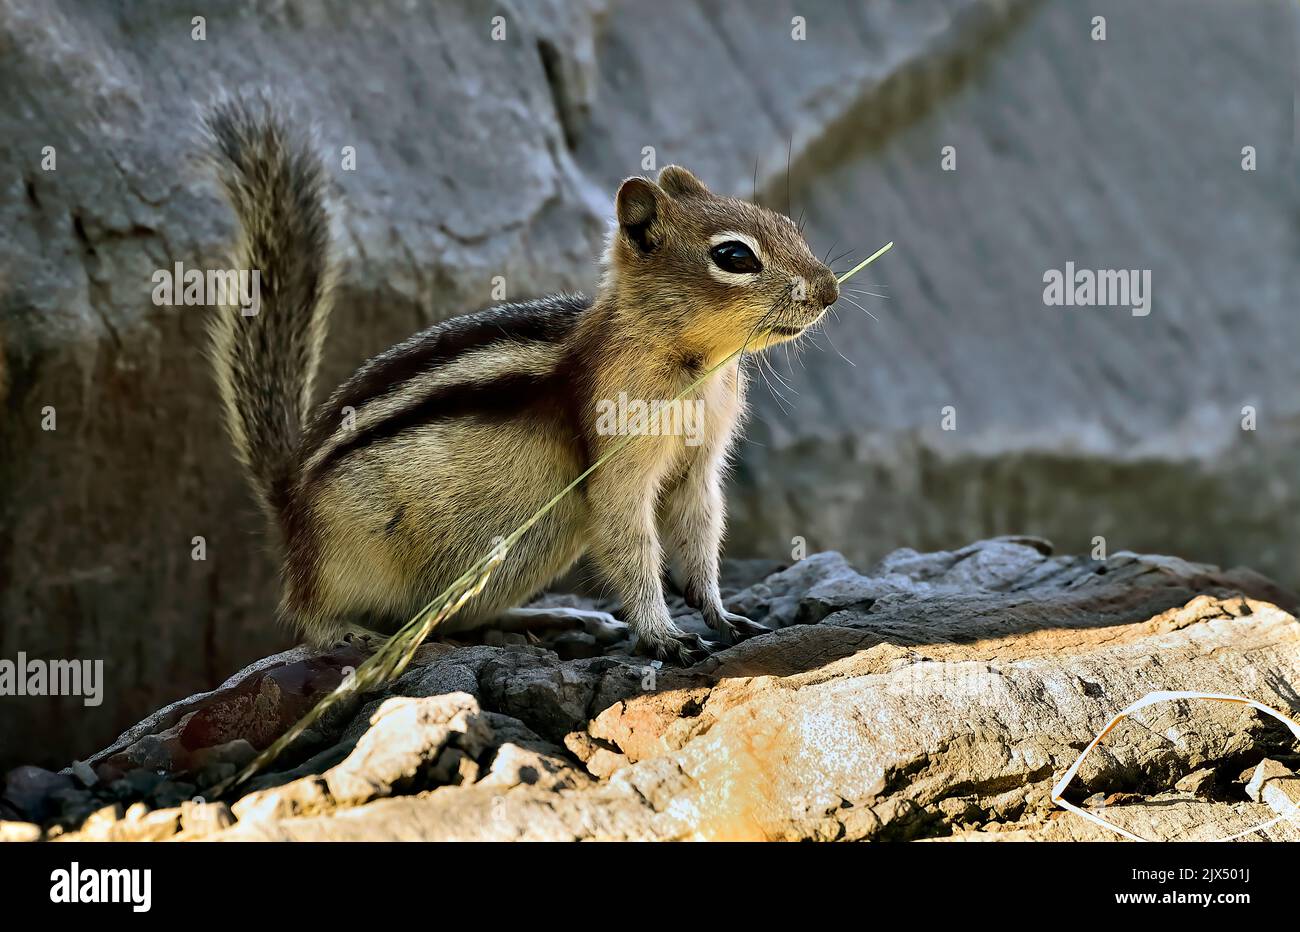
left=0, top=0, right=1295, bottom=769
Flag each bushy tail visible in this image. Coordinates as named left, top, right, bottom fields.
left=203, top=97, right=333, bottom=523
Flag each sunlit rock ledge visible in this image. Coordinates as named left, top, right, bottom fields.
left=3, top=538, right=1298, bottom=842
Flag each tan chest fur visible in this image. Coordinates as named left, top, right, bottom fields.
left=591, top=353, right=744, bottom=488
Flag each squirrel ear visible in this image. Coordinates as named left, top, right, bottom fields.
left=615, top=177, right=665, bottom=252
left=657, top=165, right=710, bottom=199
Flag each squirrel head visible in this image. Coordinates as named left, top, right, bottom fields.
left=602, top=165, right=839, bottom=361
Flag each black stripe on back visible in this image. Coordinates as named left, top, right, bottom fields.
left=300, top=293, right=591, bottom=455
left=307, top=368, right=579, bottom=482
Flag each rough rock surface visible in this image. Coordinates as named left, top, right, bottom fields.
left=4, top=539, right=1298, bottom=842
left=1, top=0, right=1296, bottom=771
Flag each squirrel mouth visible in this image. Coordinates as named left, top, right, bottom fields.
left=768, top=325, right=806, bottom=337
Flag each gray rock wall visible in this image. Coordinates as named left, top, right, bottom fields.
left=1, top=0, right=1295, bottom=768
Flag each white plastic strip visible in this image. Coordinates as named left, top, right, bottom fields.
left=1052, top=690, right=1300, bottom=842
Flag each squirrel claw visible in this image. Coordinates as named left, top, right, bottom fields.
left=637, top=628, right=716, bottom=667
left=706, top=611, right=771, bottom=646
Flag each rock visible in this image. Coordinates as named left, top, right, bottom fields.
left=546, top=630, right=604, bottom=660
left=1245, top=759, right=1300, bottom=821
left=177, top=801, right=236, bottom=839
left=427, top=749, right=480, bottom=788
left=231, top=691, right=499, bottom=822
left=186, top=739, right=259, bottom=773
left=175, top=647, right=364, bottom=752
left=482, top=630, right=528, bottom=648
left=560, top=730, right=628, bottom=778
left=75, top=803, right=125, bottom=840
left=1067, top=693, right=1292, bottom=798
left=9, top=540, right=1291, bottom=842
left=93, top=763, right=125, bottom=785
left=49, top=787, right=98, bottom=826
left=57, top=799, right=188, bottom=842
left=196, top=762, right=238, bottom=790
left=116, top=807, right=184, bottom=842
left=69, top=760, right=97, bottom=788
left=120, top=769, right=166, bottom=798
left=0, top=820, right=42, bottom=842
left=1174, top=768, right=1218, bottom=798
left=2, top=766, right=74, bottom=822
left=726, top=552, right=861, bottom=628
left=478, top=743, right=590, bottom=792
left=148, top=781, right=197, bottom=810
left=77, top=645, right=366, bottom=785
left=324, top=694, right=493, bottom=805
left=583, top=748, right=630, bottom=781
left=953, top=795, right=1300, bottom=843
left=230, top=778, right=334, bottom=826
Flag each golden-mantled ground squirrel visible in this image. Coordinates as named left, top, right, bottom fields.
left=204, top=99, right=839, bottom=664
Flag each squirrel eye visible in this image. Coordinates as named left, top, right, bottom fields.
left=709, top=240, right=762, bottom=274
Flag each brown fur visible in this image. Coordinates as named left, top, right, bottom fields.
left=206, top=100, right=837, bottom=664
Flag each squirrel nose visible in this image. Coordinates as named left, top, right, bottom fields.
left=815, top=273, right=839, bottom=309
